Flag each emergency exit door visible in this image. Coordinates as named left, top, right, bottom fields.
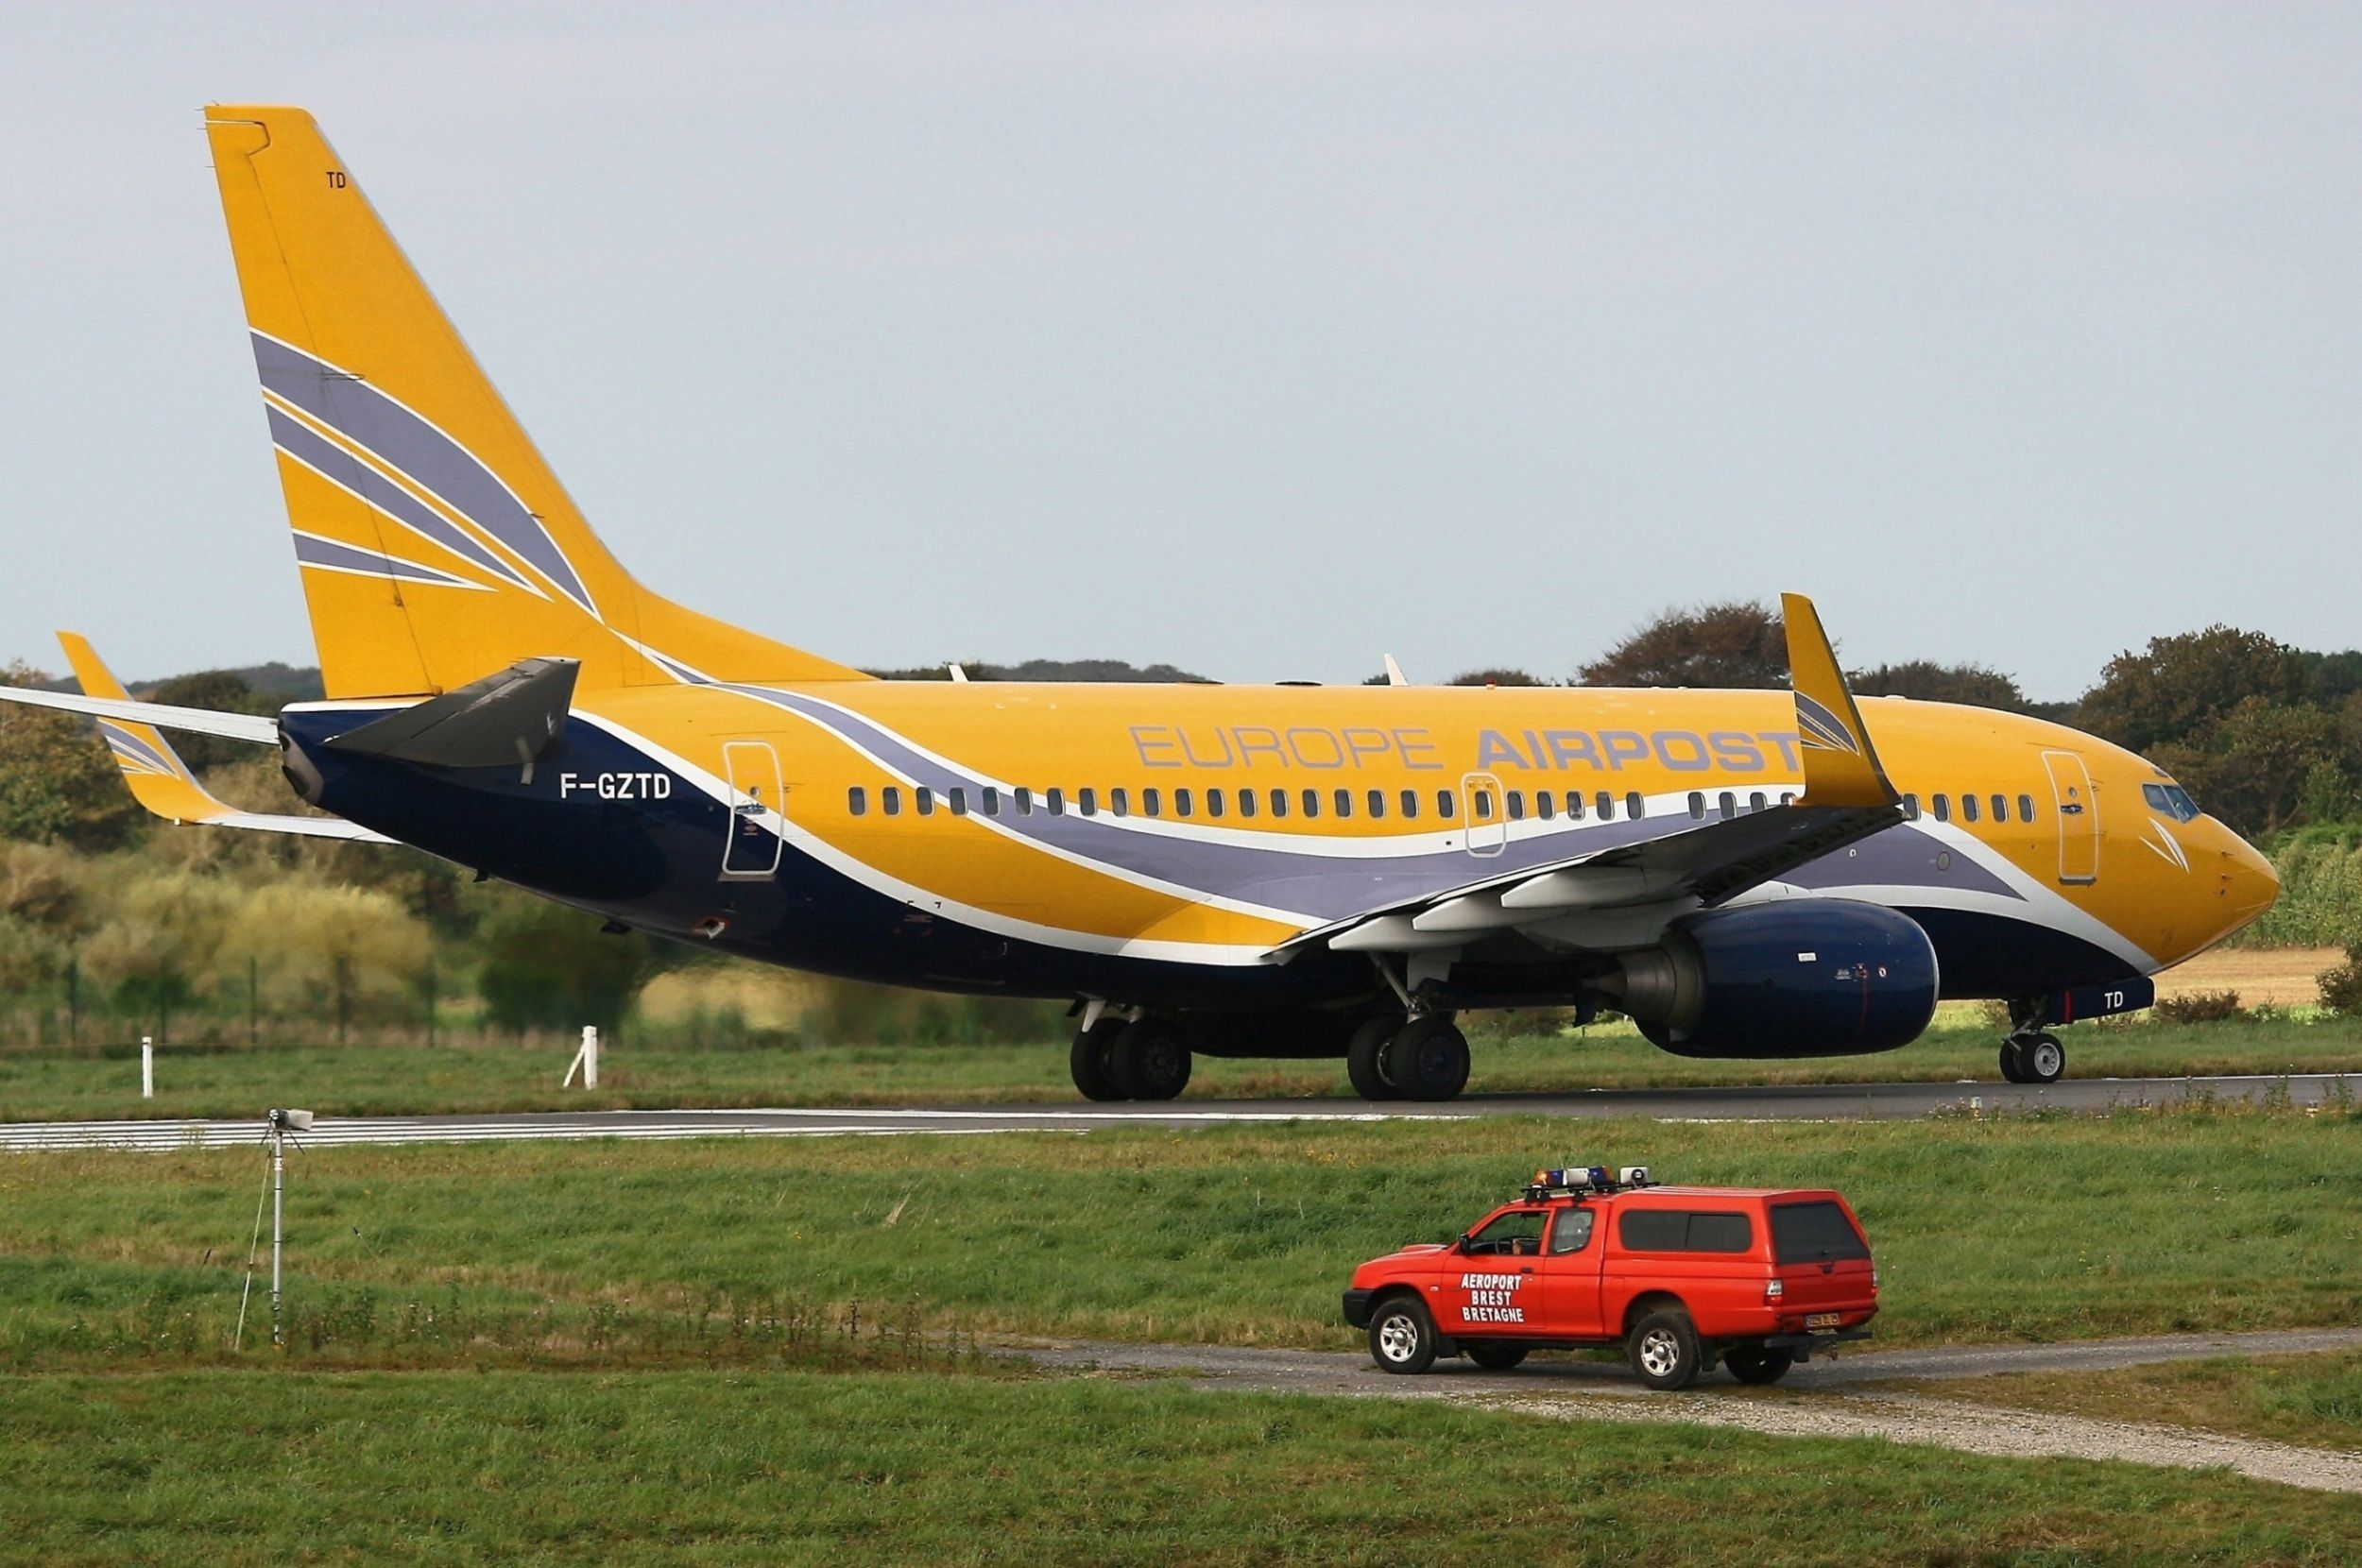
left=2041, top=750, right=2098, bottom=886
left=1462, top=772, right=1507, bottom=857
left=721, top=741, right=783, bottom=879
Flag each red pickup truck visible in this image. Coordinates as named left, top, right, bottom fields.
left=1343, top=1167, right=1877, bottom=1389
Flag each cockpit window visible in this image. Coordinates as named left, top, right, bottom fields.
left=2143, top=782, right=2201, bottom=823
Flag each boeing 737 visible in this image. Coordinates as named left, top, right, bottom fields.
left=0, top=107, right=2280, bottom=1102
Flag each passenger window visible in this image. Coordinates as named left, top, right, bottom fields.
left=1207, top=789, right=1225, bottom=819
left=1175, top=788, right=1193, bottom=819
left=882, top=787, right=902, bottom=817
left=1400, top=790, right=1419, bottom=820
left=1596, top=791, right=1615, bottom=822
left=1236, top=789, right=1255, bottom=819
left=1045, top=787, right=1065, bottom=816
left=1902, top=793, right=1920, bottom=821
left=1687, top=792, right=1705, bottom=820
left=950, top=787, right=969, bottom=817
left=1270, top=789, right=1288, bottom=819
left=1627, top=792, right=1645, bottom=820
left=1015, top=787, right=1034, bottom=816
left=1142, top=787, right=1161, bottom=818
left=1110, top=787, right=1128, bottom=817
left=1990, top=793, right=2007, bottom=823
left=983, top=787, right=1001, bottom=817
left=1463, top=1209, right=1548, bottom=1257
left=1535, top=792, right=1555, bottom=821
left=1303, top=789, right=1322, bottom=819
left=1078, top=788, right=1097, bottom=817
left=2018, top=793, right=2035, bottom=823
left=1718, top=791, right=1736, bottom=820
left=1749, top=792, right=1767, bottom=813
left=1932, top=794, right=1950, bottom=824
left=1334, top=789, right=1353, bottom=818
left=1548, top=1208, right=1595, bottom=1255
left=916, top=787, right=935, bottom=817
left=848, top=787, right=867, bottom=817
left=1566, top=793, right=1584, bottom=821
left=1961, top=793, right=1979, bottom=824
left=1779, top=792, right=1797, bottom=807
left=1367, top=790, right=1385, bottom=819
left=1439, top=791, right=1458, bottom=820
left=1506, top=790, right=1525, bottom=821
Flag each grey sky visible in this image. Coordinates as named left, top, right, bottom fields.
left=3, top=2, right=2357, bottom=699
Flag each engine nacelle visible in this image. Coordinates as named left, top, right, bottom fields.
left=1611, top=900, right=1939, bottom=1058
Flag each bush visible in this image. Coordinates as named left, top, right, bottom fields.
left=2156, top=990, right=2246, bottom=1025
left=2319, top=946, right=2362, bottom=1016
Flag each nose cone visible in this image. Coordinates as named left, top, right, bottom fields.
left=2216, top=830, right=2281, bottom=934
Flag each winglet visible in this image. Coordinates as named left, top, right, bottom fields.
left=56, top=632, right=239, bottom=826
left=1780, top=593, right=1898, bottom=810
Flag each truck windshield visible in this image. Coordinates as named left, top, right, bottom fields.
left=1771, top=1201, right=1870, bottom=1263
left=1463, top=1210, right=1547, bottom=1256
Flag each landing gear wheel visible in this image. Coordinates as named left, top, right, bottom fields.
left=1345, top=1015, right=1405, bottom=1101
left=1367, top=1296, right=1439, bottom=1375
left=1998, top=1038, right=2029, bottom=1083
left=1070, top=1019, right=1127, bottom=1101
left=1723, top=1344, right=1795, bottom=1386
left=1382, top=1015, right=1471, bottom=1101
left=1110, top=1019, right=1192, bottom=1101
left=1628, top=1308, right=1703, bottom=1390
left=1465, top=1342, right=1529, bottom=1372
left=2020, top=1031, right=2065, bottom=1083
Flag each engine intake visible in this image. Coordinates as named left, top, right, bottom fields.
left=1610, top=899, right=1939, bottom=1058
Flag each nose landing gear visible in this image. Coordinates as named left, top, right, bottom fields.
left=1997, top=998, right=2067, bottom=1083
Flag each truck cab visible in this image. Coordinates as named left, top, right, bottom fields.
left=1343, top=1167, right=1877, bottom=1389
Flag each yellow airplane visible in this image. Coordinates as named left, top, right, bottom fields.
left=0, top=107, right=2279, bottom=1102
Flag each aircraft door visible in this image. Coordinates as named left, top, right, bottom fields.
left=721, top=741, right=784, bottom=880
left=2042, top=750, right=2099, bottom=886
left=1462, top=772, right=1507, bottom=857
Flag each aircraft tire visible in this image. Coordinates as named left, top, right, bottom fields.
left=1345, top=1015, right=1404, bottom=1100
left=1382, top=1015, right=1471, bottom=1101
left=1111, top=1019, right=1192, bottom=1100
left=2021, top=1031, right=2066, bottom=1083
left=1997, top=1039, right=2029, bottom=1083
left=1070, top=1021, right=1127, bottom=1101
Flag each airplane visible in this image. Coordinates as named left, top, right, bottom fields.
left=0, top=106, right=2280, bottom=1103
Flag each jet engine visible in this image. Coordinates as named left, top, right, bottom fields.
left=1606, top=899, right=1939, bottom=1058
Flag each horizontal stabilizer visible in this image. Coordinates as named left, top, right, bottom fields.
left=0, top=682, right=279, bottom=745
left=325, top=656, right=577, bottom=768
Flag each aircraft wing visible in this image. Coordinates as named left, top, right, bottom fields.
left=39, top=633, right=392, bottom=844
left=1275, top=592, right=1903, bottom=957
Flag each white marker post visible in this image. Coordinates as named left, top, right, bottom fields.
left=562, top=1026, right=599, bottom=1089
left=141, top=1035, right=153, bottom=1099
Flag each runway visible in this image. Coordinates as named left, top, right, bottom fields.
left=1, top=1070, right=2351, bottom=1151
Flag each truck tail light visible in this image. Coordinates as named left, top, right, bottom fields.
left=1764, top=1279, right=1784, bottom=1304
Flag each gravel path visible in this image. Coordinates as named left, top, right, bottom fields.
left=1013, top=1327, right=2362, bottom=1494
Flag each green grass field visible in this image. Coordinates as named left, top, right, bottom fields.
left=4, top=1104, right=2357, bottom=1362
left=6, top=1368, right=2356, bottom=1567
left=1912, top=1350, right=2362, bottom=1453
left=6, top=1009, right=2360, bottom=1122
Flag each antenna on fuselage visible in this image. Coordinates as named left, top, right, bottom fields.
left=1383, top=655, right=1409, bottom=687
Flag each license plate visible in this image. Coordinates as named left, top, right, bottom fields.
left=1806, top=1312, right=1840, bottom=1328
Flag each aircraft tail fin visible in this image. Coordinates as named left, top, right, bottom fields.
left=1780, top=592, right=1899, bottom=810
left=202, top=105, right=868, bottom=700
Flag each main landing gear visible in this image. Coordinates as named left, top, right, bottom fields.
left=1070, top=1015, right=1193, bottom=1102
left=1997, top=999, right=2065, bottom=1084
left=1345, top=1013, right=1470, bottom=1102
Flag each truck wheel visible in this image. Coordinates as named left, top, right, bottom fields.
left=1111, top=1020, right=1191, bottom=1100
left=1070, top=1020, right=1127, bottom=1101
left=1367, top=1296, right=1438, bottom=1374
left=1723, top=1344, right=1795, bottom=1385
left=1465, top=1342, right=1528, bottom=1371
left=1628, top=1308, right=1703, bottom=1390
left=1381, top=1015, right=1470, bottom=1101
left=1345, top=1016, right=1404, bottom=1101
